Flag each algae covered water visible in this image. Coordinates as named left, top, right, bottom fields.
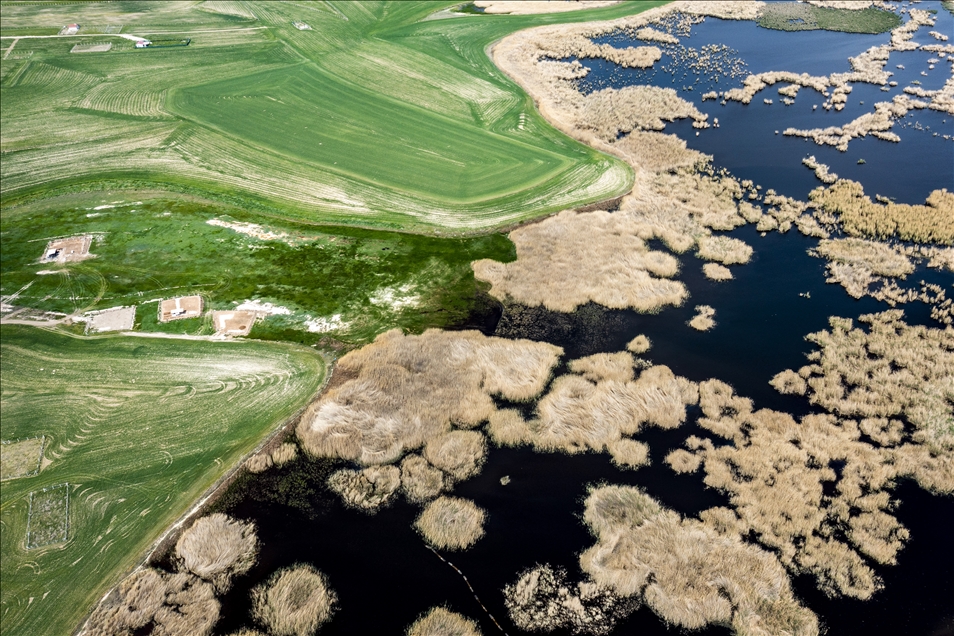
left=201, top=4, right=954, bottom=635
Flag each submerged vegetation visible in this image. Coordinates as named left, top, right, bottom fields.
left=756, top=3, right=901, bottom=34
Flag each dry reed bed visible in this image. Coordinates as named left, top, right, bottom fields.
left=175, top=513, right=259, bottom=592
left=298, top=329, right=560, bottom=464
left=247, top=442, right=298, bottom=474
left=626, top=334, right=651, bottom=354
left=414, top=496, right=486, bottom=551
left=811, top=237, right=915, bottom=299
left=809, top=179, right=954, bottom=244
left=406, top=607, right=481, bottom=636
left=488, top=354, right=697, bottom=462
left=703, top=263, right=733, bottom=281
left=251, top=564, right=336, bottom=636
left=473, top=209, right=687, bottom=313
left=504, top=564, right=633, bottom=635
left=579, top=485, right=818, bottom=635
left=83, top=512, right=258, bottom=635
left=802, top=156, right=839, bottom=184
left=776, top=310, right=954, bottom=456
left=327, top=465, right=402, bottom=511
left=689, top=305, right=717, bottom=331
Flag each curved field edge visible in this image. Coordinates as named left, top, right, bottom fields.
left=0, top=1, right=679, bottom=235
left=0, top=325, right=325, bottom=636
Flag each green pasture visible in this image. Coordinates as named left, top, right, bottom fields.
left=0, top=325, right=325, bottom=636
left=756, top=3, right=901, bottom=33
left=0, top=1, right=672, bottom=232
left=1, top=195, right=514, bottom=344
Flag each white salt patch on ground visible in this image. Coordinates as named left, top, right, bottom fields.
left=370, top=285, right=419, bottom=310
left=234, top=300, right=292, bottom=315
left=305, top=314, right=349, bottom=333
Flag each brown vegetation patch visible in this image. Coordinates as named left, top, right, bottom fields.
left=423, top=431, right=487, bottom=482
left=696, top=236, right=753, bottom=265
left=252, top=564, right=336, bottom=636
left=175, top=513, right=258, bottom=593
left=400, top=454, right=445, bottom=503
left=504, top=564, right=633, bottom=635
left=625, top=335, right=651, bottom=354
left=1, top=436, right=45, bottom=481
left=702, top=263, right=733, bottom=281
left=213, top=310, right=256, bottom=337
left=327, top=465, right=401, bottom=511
left=688, top=305, right=716, bottom=331
left=580, top=485, right=818, bottom=635
left=298, top=329, right=560, bottom=465
left=407, top=607, right=481, bottom=636
left=84, top=569, right=219, bottom=636
left=414, top=496, right=486, bottom=551
left=812, top=237, right=915, bottom=298
left=247, top=442, right=298, bottom=474
left=809, top=179, right=954, bottom=244
left=487, top=359, right=697, bottom=458
left=473, top=210, right=686, bottom=314
left=784, top=310, right=954, bottom=454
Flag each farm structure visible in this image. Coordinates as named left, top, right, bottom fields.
left=212, top=310, right=256, bottom=336
left=293, top=21, right=312, bottom=30
left=40, top=236, right=91, bottom=263
left=85, top=306, right=135, bottom=333
left=159, top=295, right=203, bottom=322
left=70, top=43, right=111, bottom=54
left=58, top=24, right=80, bottom=36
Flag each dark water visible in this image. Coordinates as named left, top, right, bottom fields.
left=202, top=5, right=954, bottom=636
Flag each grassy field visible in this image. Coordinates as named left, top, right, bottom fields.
left=0, top=325, right=325, bottom=636
left=0, top=194, right=515, bottom=344
left=0, top=1, right=672, bottom=233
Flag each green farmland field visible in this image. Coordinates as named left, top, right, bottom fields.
left=0, top=1, right=668, bottom=232
left=0, top=326, right=325, bottom=636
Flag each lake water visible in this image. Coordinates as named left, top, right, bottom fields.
left=200, top=4, right=954, bottom=635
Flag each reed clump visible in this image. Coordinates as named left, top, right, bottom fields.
left=809, top=179, right=954, bottom=244
left=785, top=310, right=954, bottom=453
left=609, top=131, right=709, bottom=173
left=504, top=564, right=633, bottom=635
left=414, top=496, right=486, bottom=551
left=608, top=438, right=651, bottom=469
left=423, top=430, right=487, bottom=482
left=696, top=236, right=753, bottom=265
left=626, top=335, right=651, bottom=354
left=703, top=263, right=733, bottom=281
left=812, top=237, right=915, bottom=298
left=473, top=209, right=687, bottom=314
left=568, top=351, right=636, bottom=383
left=83, top=568, right=220, bottom=636
left=406, top=607, right=481, bottom=636
left=580, top=485, right=818, bottom=636
left=327, top=465, right=401, bottom=511
left=175, top=513, right=258, bottom=593
left=247, top=442, right=298, bottom=474
left=252, top=564, right=336, bottom=636
left=635, top=27, right=680, bottom=44
left=400, top=454, right=445, bottom=502
left=667, top=380, right=924, bottom=599
left=298, top=329, right=561, bottom=465
left=580, top=85, right=709, bottom=140
left=487, top=359, right=698, bottom=458
left=689, top=305, right=716, bottom=331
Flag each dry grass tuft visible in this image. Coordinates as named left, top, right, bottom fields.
left=327, top=465, right=401, bottom=511
left=580, top=85, right=709, bottom=140
left=252, top=564, right=336, bottom=636
left=689, top=305, right=717, bottom=332
left=247, top=442, right=299, bottom=474
left=608, top=438, right=650, bottom=469
left=696, top=236, right=753, bottom=265
left=423, top=431, right=487, bottom=482
left=487, top=361, right=697, bottom=457
left=568, top=352, right=636, bottom=383
left=626, top=335, right=651, bottom=354
left=298, top=329, right=561, bottom=466
left=770, top=369, right=808, bottom=395
left=810, top=179, right=954, bottom=244
left=400, top=454, right=445, bottom=503
left=504, top=564, right=633, bottom=635
left=610, top=131, right=709, bottom=172
left=414, top=496, right=486, bottom=551
left=580, top=485, right=818, bottom=635
left=785, top=310, right=954, bottom=454
left=671, top=377, right=929, bottom=599
left=175, top=514, right=258, bottom=593
left=406, top=606, right=481, bottom=636
left=473, top=209, right=686, bottom=314
left=703, top=263, right=733, bottom=281
left=83, top=568, right=220, bottom=636
left=225, top=629, right=267, bottom=636
left=815, top=238, right=914, bottom=276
